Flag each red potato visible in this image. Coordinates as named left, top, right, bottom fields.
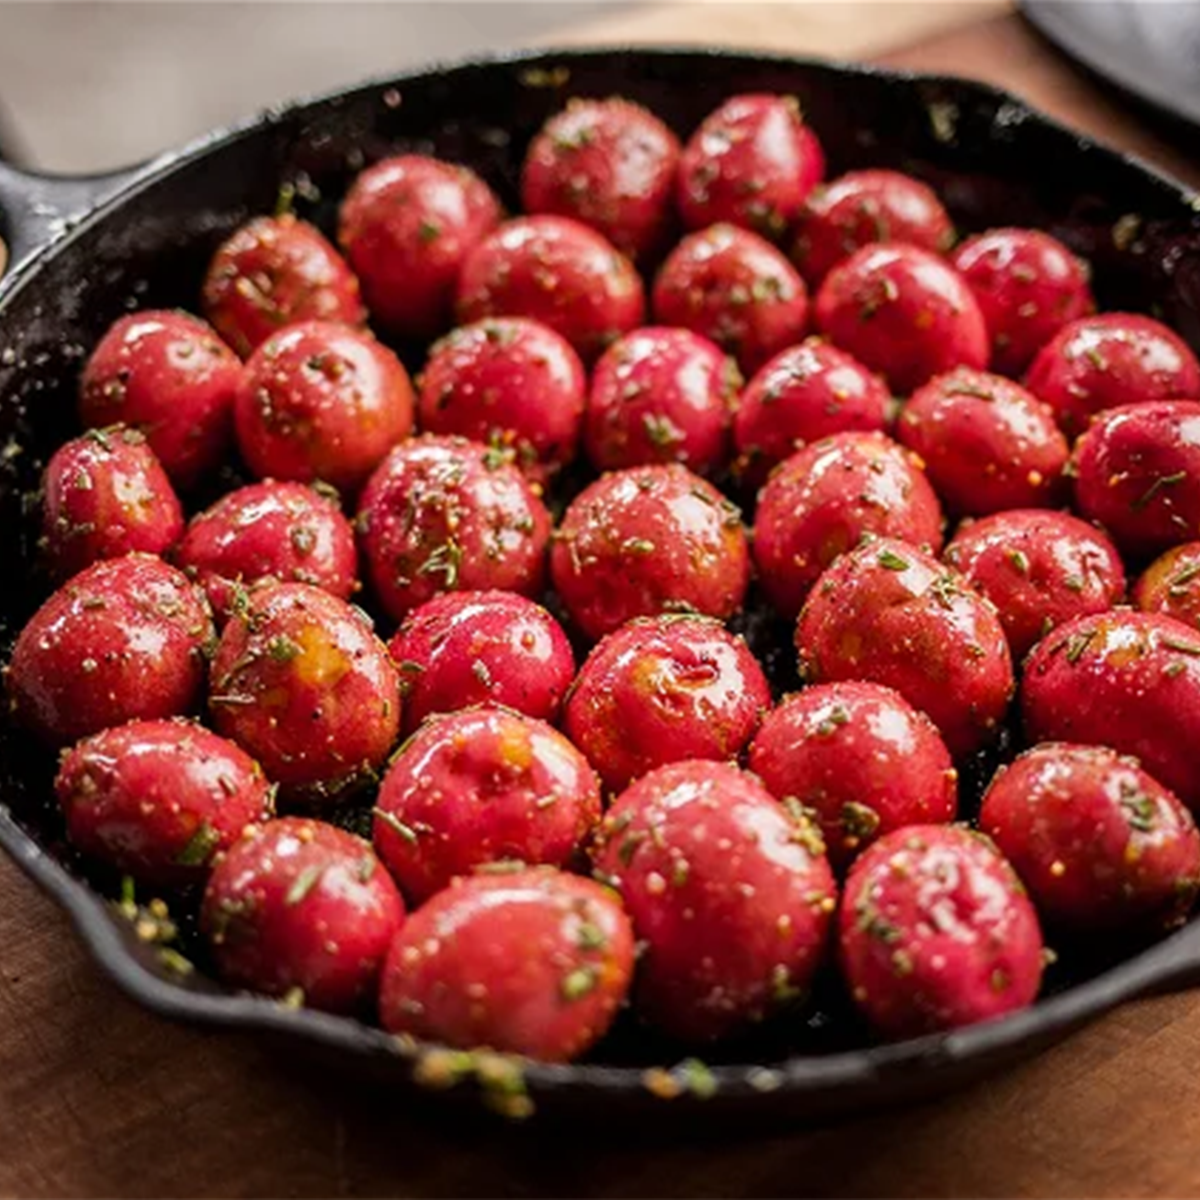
left=753, top=432, right=945, bottom=619
left=201, top=817, right=404, bottom=1014
left=593, top=760, right=836, bottom=1042
left=981, top=743, right=1200, bottom=933
left=202, top=214, right=365, bottom=358
left=839, top=825, right=1043, bottom=1038
left=456, top=215, right=645, bottom=361
left=1024, top=313, right=1200, bottom=437
left=54, top=719, right=273, bottom=887
left=944, top=509, right=1125, bottom=662
left=373, top=705, right=601, bottom=903
left=233, top=320, right=415, bottom=496
left=40, top=427, right=184, bottom=582
left=6, top=554, right=213, bottom=747
left=174, top=480, right=357, bottom=623
left=584, top=326, right=737, bottom=474
left=387, top=590, right=574, bottom=734
left=896, top=367, right=1069, bottom=516
left=79, top=310, right=242, bottom=490
left=208, top=584, right=401, bottom=804
left=379, top=868, right=634, bottom=1062
left=795, top=537, right=1014, bottom=759
left=790, top=169, right=955, bottom=286
left=1072, top=400, right=1200, bottom=560
left=749, top=682, right=957, bottom=869
left=550, top=464, right=750, bottom=641
left=339, top=154, right=501, bottom=340
left=418, top=317, right=586, bottom=484
left=652, top=223, right=809, bottom=374
left=521, top=97, right=681, bottom=261
left=815, top=243, right=989, bottom=395
left=1133, top=542, right=1200, bottom=630
left=1022, top=610, right=1200, bottom=812
left=677, top=93, right=825, bottom=239
left=563, top=614, right=771, bottom=794
left=732, top=337, right=892, bottom=486
left=356, top=435, right=551, bottom=624
left=952, top=228, right=1094, bottom=377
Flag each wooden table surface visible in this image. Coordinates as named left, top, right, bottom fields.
left=5, top=5, right=1200, bottom=1197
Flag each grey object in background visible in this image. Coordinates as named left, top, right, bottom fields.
left=1023, top=0, right=1200, bottom=129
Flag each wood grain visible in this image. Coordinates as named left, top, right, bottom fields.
left=4, top=8, right=1200, bottom=1198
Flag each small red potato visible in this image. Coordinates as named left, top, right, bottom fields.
left=1133, top=541, right=1200, bottom=630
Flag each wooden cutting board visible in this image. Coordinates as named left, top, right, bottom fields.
left=3, top=7, right=1200, bottom=1198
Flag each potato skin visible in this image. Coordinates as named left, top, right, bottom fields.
left=41, top=427, right=184, bottom=582
left=749, top=682, right=957, bottom=868
left=981, top=743, right=1200, bottom=933
left=1021, top=610, right=1200, bottom=812
left=79, top=310, right=242, bottom=490
left=1133, top=541, right=1200, bottom=630
left=388, top=590, right=574, bottom=733
left=550, top=464, right=750, bottom=641
left=373, top=705, right=601, bottom=904
left=356, top=435, right=551, bottom=624
left=677, top=94, right=825, bottom=239
left=815, top=243, right=988, bottom=395
left=592, top=760, right=836, bottom=1042
left=378, top=868, right=634, bottom=1063
left=1072, top=400, right=1200, bottom=560
left=55, top=718, right=273, bottom=887
left=208, top=583, right=401, bottom=804
left=753, top=432, right=944, bottom=619
left=521, top=98, right=680, bottom=261
left=839, top=825, right=1043, bottom=1038
left=201, top=817, right=403, bottom=1015
left=6, top=553, right=214, bottom=746
left=564, top=615, right=771, bottom=793
left=795, top=537, right=1014, bottom=759
left=896, top=368, right=1069, bottom=517
left=944, top=509, right=1125, bottom=662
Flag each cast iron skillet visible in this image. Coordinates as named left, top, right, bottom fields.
left=2, top=46, right=1200, bottom=1127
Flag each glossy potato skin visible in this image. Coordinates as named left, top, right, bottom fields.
left=79, top=310, right=242, bottom=490
left=839, top=825, right=1043, bottom=1038
left=1025, top=313, right=1200, bottom=437
left=677, top=94, right=825, bottom=239
left=7, top=554, right=214, bottom=746
left=550, top=464, right=750, bottom=641
left=456, top=215, right=645, bottom=362
left=1021, top=610, right=1200, bottom=812
left=41, top=427, right=184, bottom=582
left=592, top=761, right=836, bottom=1042
left=815, top=243, right=988, bottom=395
left=584, top=327, right=736, bottom=475
left=55, top=719, right=273, bottom=887
left=795, top=538, right=1014, bottom=759
left=521, top=98, right=681, bottom=261
left=378, top=869, right=634, bottom=1063
left=1133, top=542, right=1200, bottom=630
left=201, top=817, right=404, bottom=1014
left=1072, top=400, right=1200, bottom=560
left=175, top=480, right=357, bottom=622
left=951, top=228, right=1094, bottom=377
left=749, top=682, right=957, bottom=868
left=753, top=432, right=945, bottom=619
left=339, top=155, right=501, bottom=340
left=208, top=584, right=401, bottom=803
left=981, top=743, right=1200, bottom=932
left=373, top=706, right=601, bottom=903
left=790, top=169, right=955, bottom=286
left=564, top=615, right=771, bottom=793
left=356, top=435, right=551, bottom=624
left=897, top=368, right=1069, bottom=516
left=652, top=223, right=809, bottom=374
left=234, top=321, right=415, bottom=496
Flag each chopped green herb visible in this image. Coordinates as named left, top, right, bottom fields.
left=877, top=549, right=910, bottom=571
left=418, top=539, right=462, bottom=588
left=560, top=964, right=599, bottom=1001
left=267, top=634, right=302, bottom=663
left=842, top=801, right=881, bottom=840
left=374, top=807, right=419, bottom=844
left=1064, top=629, right=1096, bottom=664
left=643, top=412, right=683, bottom=448
left=175, top=822, right=220, bottom=867
left=576, top=921, right=607, bottom=951
left=1006, top=549, right=1030, bottom=574
left=286, top=863, right=324, bottom=906
left=676, top=1058, right=718, bottom=1099
left=1162, top=636, right=1200, bottom=656
left=418, top=219, right=441, bottom=244
left=1120, top=790, right=1157, bottom=832
left=1132, top=470, right=1188, bottom=512
left=623, top=537, right=656, bottom=556
left=1169, top=563, right=1200, bottom=595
